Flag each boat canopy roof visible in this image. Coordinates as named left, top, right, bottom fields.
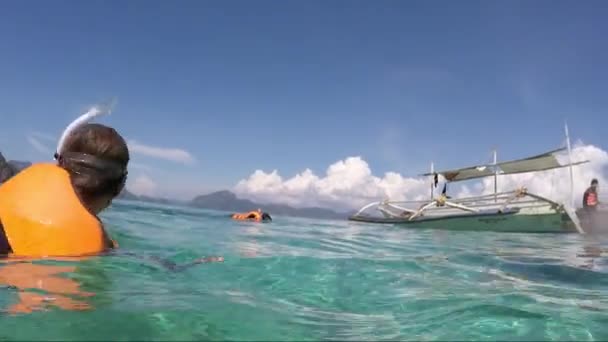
left=421, top=147, right=589, bottom=182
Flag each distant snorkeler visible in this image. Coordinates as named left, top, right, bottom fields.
left=231, top=208, right=272, bottom=222
left=0, top=102, right=222, bottom=270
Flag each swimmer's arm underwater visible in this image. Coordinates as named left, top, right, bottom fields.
left=101, top=224, right=223, bottom=272
left=147, top=255, right=225, bottom=272
left=117, top=251, right=224, bottom=272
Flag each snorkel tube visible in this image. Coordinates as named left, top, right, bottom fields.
left=54, top=99, right=117, bottom=160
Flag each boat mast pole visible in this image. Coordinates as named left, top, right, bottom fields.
left=565, top=122, right=574, bottom=209
left=493, top=149, right=498, bottom=203
left=564, top=122, right=585, bottom=234
left=430, top=162, right=434, bottom=200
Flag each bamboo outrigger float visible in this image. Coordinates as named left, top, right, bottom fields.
left=348, top=126, right=590, bottom=234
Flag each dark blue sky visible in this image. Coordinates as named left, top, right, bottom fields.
left=1, top=0, right=606, bottom=198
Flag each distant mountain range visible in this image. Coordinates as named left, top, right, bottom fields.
left=1, top=152, right=351, bottom=220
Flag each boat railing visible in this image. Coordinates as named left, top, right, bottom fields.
left=354, top=188, right=563, bottom=220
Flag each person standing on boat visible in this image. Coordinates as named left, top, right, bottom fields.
left=581, top=179, right=600, bottom=232
left=583, top=179, right=599, bottom=210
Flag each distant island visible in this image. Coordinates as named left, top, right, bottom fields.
left=0, top=152, right=31, bottom=183
left=119, top=189, right=351, bottom=220
left=190, top=190, right=351, bottom=219
left=117, top=188, right=179, bottom=206
left=0, top=152, right=352, bottom=220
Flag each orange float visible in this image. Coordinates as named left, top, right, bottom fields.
left=0, top=163, right=116, bottom=258
left=231, top=209, right=272, bottom=222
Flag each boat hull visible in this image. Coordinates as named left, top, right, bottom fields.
left=349, top=211, right=577, bottom=233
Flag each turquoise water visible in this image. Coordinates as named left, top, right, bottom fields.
left=2, top=200, right=608, bottom=341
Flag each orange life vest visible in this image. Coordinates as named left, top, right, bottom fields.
left=231, top=211, right=262, bottom=221
left=0, top=163, right=114, bottom=258
left=587, top=192, right=598, bottom=206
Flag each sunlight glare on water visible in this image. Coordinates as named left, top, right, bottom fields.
left=2, top=200, right=608, bottom=341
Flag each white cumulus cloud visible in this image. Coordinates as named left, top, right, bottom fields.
left=233, top=144, right=608, bottom=212
left=127, top=140, right=195, bottom=165
left=128, top=174, right=158, bottom=197
left=234, top=156, right=430, bottom=212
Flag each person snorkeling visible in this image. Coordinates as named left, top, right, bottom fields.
left=0, top=121, right=127, bottom=257
left=0, top=103, right=223, bottom=264
left=231, top=208, right=272, bottom=222
left=0, top=104, right=222, bottom=314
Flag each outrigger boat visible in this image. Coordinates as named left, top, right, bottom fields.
left=349, top=126, right=590, bottom=234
